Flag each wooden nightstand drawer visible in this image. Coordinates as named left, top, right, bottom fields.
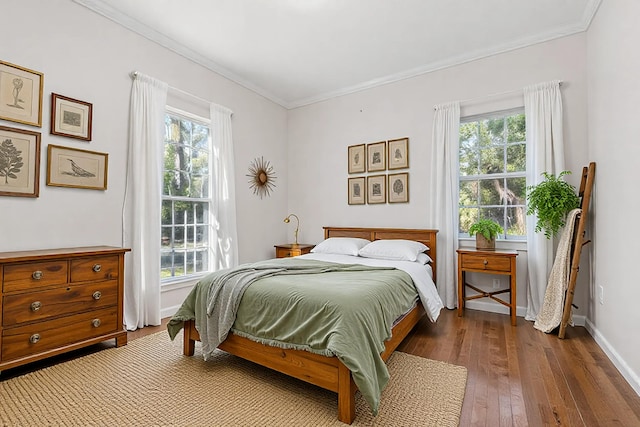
left=460, top=253, right=512, bottom=272
left=70, top=255, right=120, bottom=283
left=3, top=261, right=68, bottom=292
left=274, top=244, right=314, bottom=258
left=2, top=307, right=118, bottom=362
left=3, top=281, right=118, bottom=326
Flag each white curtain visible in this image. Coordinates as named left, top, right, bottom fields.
left=524, top=80, right=565, bottom=321
left=123, top=73, right=168, bottom=330
left=428, top=102, right=460, bottom=309
left=210, top=103, right=238, bottom=270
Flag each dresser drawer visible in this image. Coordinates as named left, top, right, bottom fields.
left=2, top=281, right=118, bottom=326
left=3, top=261, right=68, bottom=292
left=70, top=255, right=119, bottom=283
left=1, top=307, right=118, bottom=362
left=460, top=253, right=512, bottom=272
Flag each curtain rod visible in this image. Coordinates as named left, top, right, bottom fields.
left=434, top=80, right=563, bottom=110
left=130, top=71, right=212, bottom=106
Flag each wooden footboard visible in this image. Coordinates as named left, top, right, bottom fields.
left=182, top=304, right=424, bottom=424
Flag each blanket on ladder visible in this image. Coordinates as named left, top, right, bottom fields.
left=534, top=208, right=582, bottom=333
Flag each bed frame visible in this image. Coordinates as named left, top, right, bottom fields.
left=181, top=227, right=438, bottom=424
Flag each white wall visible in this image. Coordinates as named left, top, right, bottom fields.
left=0, top=1, right=288, bottom=312
left=287, top=34, right=589, bottom=315
left=586, top=0, right=640, bottom=394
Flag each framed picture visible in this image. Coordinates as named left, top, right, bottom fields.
left=51, top=93, right=93, bottom=141
left=367, top=141, right=386, bottom=172
left=367, top=174, right=386, bottom=204
left=0, top=125, right=41, bottom=197
left=47, top=144, right=108, bottom=190
left=388, top=172, right=409, bottom=203
left=348, top=177, right=366, bottom=205
left=347, top=144, right=366, bottom=174
left=0, top=60, right=44, bottom=127
left=388, top=137, right=409, bottom=170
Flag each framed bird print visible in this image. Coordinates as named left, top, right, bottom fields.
left=50, top=93, right=93, bottom=141
left=388, top=137, right=409, bottom=169
left=46, top=144, right=108, bottom=190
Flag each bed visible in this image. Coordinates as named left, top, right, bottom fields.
left=169, top=226, right=440, bottom=424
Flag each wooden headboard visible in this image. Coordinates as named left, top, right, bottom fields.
left=323, top=227, right=438, bottom=283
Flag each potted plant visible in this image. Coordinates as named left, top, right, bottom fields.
left=526, top=171, right=580, bottom=239
left=468, top=219, right=504, bottom=249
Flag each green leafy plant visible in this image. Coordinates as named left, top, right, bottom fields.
left=526, top=170, right=580, bottom=239
left=468, top=218, right=504, bottom=240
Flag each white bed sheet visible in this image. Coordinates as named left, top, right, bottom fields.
left=297, top=253, right=444, bottom=322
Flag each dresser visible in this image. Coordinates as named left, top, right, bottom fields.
left=274, top=244, right=314, bottom=258
left=0, top=246, right=129, bottom=371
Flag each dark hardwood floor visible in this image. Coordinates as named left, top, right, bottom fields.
left=3, top=309, right=640, bottom=426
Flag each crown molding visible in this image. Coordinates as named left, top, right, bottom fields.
left=74, top=0, right=602, bottom=110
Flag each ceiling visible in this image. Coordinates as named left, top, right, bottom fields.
left=74, top=0, right=601, bottom=109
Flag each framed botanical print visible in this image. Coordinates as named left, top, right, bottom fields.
left=0, top=125, right=41, bottom=197
left=388, top=172, right=409, bottom=203
left=0, top=61, right=44, bottom=127
left=348, top=143, right=366, bottom=174
left=367, top=141, right=386, bottom=172
left=388, top=137, right=409, bottom=170
left=51, top=93, right=93, bottom=141
left=367, top=174, right=386, bottom=204
left=348, top=177, right=365, bottom=205
left=47, top=144, right=108, bottom=190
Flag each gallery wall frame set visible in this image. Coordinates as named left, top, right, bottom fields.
left=51, top=93, right=93, bottom=141
left=0, top=61, right=44, bottom=127
left=0, top=125, right=41, bottom=198
left=47, top=144, right=108, bottom=191
left=347, top=173, right=409, bottom=204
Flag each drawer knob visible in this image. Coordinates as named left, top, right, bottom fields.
left=92, top=264, right=102, bottom=272
left=92, top=291, right=102, bottom=300
left=483, top=259, right=488, bottom=266
left=30, top=333, right=41, bottom=344
left=92, top=318, right=101, bottom=328
left=32, top=270, right=43, bottom=280
left=30, top=301, right=42, bottom=311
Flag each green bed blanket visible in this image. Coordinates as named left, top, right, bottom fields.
left=167, top=258, right=419, bottom=415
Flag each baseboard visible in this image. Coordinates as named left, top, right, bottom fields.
left=464, top=300, right=586, bottom=326
left=584, top=318, right=640, bottom=396
left=160, top=305, right=180, bottom=319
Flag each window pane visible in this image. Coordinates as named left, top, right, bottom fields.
left=479, top=207, right=504, bottom=230
left=196, top=225, right=208, bottom=245
left=459, top=207, right=479, bottom=234
left=506, top=206, right=527, bottom=236
left=459, top=180, right=478, bottom=205
left=506, top=177, right=526, bottom=204
left=479, top=178, right=502, bottom=205
left=161, top=200, right=173, bottom=225
left=486, top=117, right=504, bottom=145
left=479, top=146, right=503, bottom=174
left=195, top=202, right=208, bottom=224
left=161, top=226, right=172, bottom=248
left=507, top=143, right=526, bottom=172
left=174, top=226, right=185, bottom=247
left=195, top=250, right=208, bottom=273
left=507, top=114, right=526, bottom=142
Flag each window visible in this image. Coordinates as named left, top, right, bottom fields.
left=459, top=109, right=526, bottom=240
left=161, top=108, right=212, bottom=282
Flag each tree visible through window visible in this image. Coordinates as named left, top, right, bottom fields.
left=459, top=109, right=526, bottom=239
left=161, top=109, right=212, bottom=281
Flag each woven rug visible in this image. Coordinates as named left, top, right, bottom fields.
left=0, top=331, right=467, bottom=426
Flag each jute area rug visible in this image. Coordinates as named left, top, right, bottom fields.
left=0, top=331, right=467, bottom=426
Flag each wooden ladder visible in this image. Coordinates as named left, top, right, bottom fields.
left=558, top=162, right=596, bottom=339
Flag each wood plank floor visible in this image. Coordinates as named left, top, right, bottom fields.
left=3, top=309, right=640, bottom=426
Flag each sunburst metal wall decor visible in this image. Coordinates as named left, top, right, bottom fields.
left=247, top=156, right=276, bottom=199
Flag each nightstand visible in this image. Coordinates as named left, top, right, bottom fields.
left=457, top=247, right=518, bottom=326
left=274, top=244, right=314, bottom=258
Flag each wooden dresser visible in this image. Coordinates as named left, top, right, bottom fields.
left=0, top=246, right=129, bottom=372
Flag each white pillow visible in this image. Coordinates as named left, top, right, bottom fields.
left=358, top=239, right=429, bottom=262
left=310, top=237, right=371, bottom=256
left=416, top=252, right=433, bottom=265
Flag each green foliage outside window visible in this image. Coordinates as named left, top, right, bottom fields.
left=459, top=111, right=527, bottom=239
